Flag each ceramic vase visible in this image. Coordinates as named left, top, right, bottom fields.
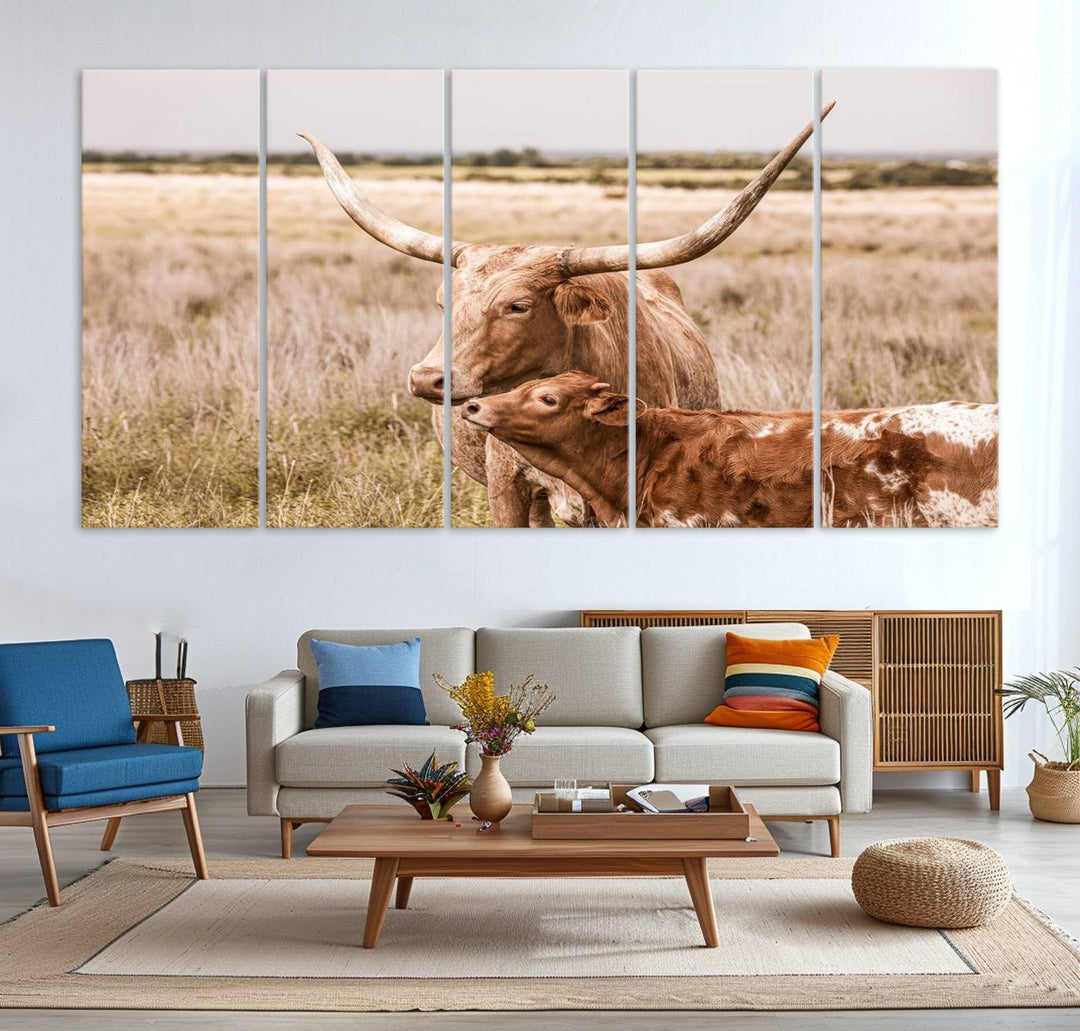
left=469, top=752, right=513, bottom=824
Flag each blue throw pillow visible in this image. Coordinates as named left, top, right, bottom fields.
left=310, top=638, right=428, bottom=728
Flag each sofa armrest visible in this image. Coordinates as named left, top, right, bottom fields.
left=245, top=669, right=304, bottom=816
left=819, top=669, right=873, bottom=813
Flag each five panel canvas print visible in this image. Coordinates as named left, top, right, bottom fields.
left=80, top=68, right=998, bottom=529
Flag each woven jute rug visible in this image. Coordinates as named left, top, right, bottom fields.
left=1, top=857, right=1078, bottom=1011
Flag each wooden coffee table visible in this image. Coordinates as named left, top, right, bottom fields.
left=307, top=803, right=779, bottom=949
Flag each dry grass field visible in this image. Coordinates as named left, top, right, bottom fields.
left=82, top=171, right=258, bottom=528
left=84, top=160, right=996, bottom=529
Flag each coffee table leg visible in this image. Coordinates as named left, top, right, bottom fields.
left=683, top=857, right=719, bottom=948
left=363, top=857, right=399, bottom=948
left=395, top=876, right=414, bottom=910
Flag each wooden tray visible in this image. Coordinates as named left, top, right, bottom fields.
left=531, top=784, right=751, bottom=840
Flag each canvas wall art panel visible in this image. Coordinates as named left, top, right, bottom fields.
left=450, top=69, right=631, bottom=528
left=266, top=70, right=444, bottom=527
left=635, top=70, right=814, bottom=528
left=81, top=70, right=259, bottom=527
left=820, top=70, right=998, bottom=527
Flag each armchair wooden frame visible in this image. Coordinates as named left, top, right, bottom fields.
left=0, top=717, right=209, bottom=907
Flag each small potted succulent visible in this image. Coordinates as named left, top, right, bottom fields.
left=1000, top=668, right=1080, bottom=823
left=385, top=751, right=472, bottom=820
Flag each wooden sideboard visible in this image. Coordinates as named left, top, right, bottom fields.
left=580, top=609, right=1003, bottom=809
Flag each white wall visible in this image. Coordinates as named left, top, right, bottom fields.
left=1, top=0, right=1077, bottom=788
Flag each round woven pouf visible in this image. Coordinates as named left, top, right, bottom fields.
left=852, top=837, right=1013, bottom=928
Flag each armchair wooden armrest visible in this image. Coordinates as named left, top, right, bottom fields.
left=0, top=725, right=55, bottom=735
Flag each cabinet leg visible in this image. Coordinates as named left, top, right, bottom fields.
left=970, top=769, right=981, bottom=793
left=986, top=769, right=1001, bottom=811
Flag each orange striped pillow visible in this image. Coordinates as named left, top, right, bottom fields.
left=704, top=633, right=839, bottom=733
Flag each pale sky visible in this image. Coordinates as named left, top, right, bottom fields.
left=269, top=70, right=443, bottom=153
left=823, top=69, right=997, bottom=156
left=453, top=70, right=628, bottom=153
left=82, top=68, right=998, bottom=158
left=82, top=70, right=258, bottom=152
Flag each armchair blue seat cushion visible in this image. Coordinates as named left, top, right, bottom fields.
left=0, top=640, right=136, bottom=756
left=0, top=743, right=202, bottom=812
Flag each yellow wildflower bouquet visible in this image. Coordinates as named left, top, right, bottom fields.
left=434, top=670, right=555, bottom=757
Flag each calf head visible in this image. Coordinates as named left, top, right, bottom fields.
left=461, top=371, right=629, bottom=448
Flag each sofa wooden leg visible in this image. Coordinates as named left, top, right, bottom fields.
left=181, top=793, right=209, bottom=879
left=281, top=818, right=294, bottom=860
left=827, top=816, right=841, bottom=858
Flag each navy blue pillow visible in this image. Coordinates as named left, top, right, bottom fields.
left=311, top=638, right=428, bottom=728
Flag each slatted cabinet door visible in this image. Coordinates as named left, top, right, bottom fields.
left=874, top=612, right=1002, bottom=770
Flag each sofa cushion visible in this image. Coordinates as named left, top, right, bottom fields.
left=0, top=743, right=203, bottom=799
left=645, top=724, right=840, bottom=785
left=310, top=637, right=428, bottom=729
left=641, top=623, right=811, bottom=728
left=276, top=725, right=467, bottom=788
left=0, top=639, right=136, bottom=757
left=476, top=627, right=642, bottom=728
left=706, top=633, right=839, bottom=733
left=298, top=629, right=473, bottom=730
left=466, top=726, right=654, bottom=787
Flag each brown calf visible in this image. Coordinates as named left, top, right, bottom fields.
left=461, top=372, right=998, bottom=528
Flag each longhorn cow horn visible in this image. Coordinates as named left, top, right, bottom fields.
left=557, top=101, right=836, bottom=277
left=299, top=132, right=469, bottom=266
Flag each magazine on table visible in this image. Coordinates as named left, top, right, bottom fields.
left=626, top=784, right=710, bottom=813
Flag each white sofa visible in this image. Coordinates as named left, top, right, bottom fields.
left=246, top=624, right=872, bottom=857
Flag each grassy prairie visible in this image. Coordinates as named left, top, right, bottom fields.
left=85, top=160, right=996, bottom=529
left=822, top=188, right=997, bottom=409
left=82, top=172, right=258, bottom=528
left=267, top=176, right=446, bottom=527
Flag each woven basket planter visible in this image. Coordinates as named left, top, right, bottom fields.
left=1027, top=751, right=1080, bottom=823
left=852, top=837, right=1012, bottom=928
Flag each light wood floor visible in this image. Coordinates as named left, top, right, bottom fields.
left=1, top=787, right=1077, bottom=1030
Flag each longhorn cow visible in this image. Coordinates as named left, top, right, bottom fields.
left=301, top=104, right=833, bottom=526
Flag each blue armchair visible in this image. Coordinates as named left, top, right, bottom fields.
left=0, top=639, right=208, bottom=905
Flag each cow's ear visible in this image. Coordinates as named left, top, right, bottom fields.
left=552, top=281, right=616, bottom=324
left=584, top=393, right=630, bottom=426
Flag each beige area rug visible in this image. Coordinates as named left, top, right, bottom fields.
left=76, top=876, right=973, bottom=978
left=1, top=857, right=1078, bottom=1011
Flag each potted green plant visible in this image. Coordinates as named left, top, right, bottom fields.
left=385, top=752, right=472, bottom=820
left=1000, top=668, right=1080, bottom=823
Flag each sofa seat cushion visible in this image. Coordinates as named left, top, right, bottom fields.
left=467, top=727, right=654, bottom=787
left=645, top=724, right=840, bottom=785
left=0, top=743, right=203, bottom=800
left=276, top=725, right=467, bottom=789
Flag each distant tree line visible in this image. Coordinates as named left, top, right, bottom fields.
left=82, top=147, right=997, bottom=189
